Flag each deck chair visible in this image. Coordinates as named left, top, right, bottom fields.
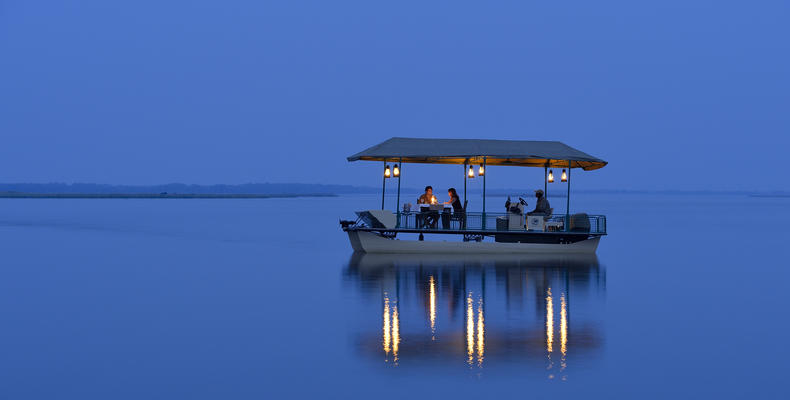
left=570, top=213, right=591, bottom=232
left=450, top=200, right=468, bottom=229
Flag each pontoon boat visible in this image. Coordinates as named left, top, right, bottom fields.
left=341, top=138, right=607, bottom=254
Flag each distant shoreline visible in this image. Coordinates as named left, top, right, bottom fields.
left=0, top=193, right=337, bottom=199
left=0, top=182, right=787, bottom=198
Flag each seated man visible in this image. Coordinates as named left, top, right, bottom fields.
left=417, top=186, right=435, bottom=204
left=416, top=186, right=438, bottom=228
left=527, top=189, right=551, bottom=216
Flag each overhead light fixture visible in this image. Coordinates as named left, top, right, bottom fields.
left=392, top=164, right=400, bottom=177
left=548, top=170, right=555, bottom=183
left=384, top=165, right=391, bottom=178
left=478, top=165, right=485, bottom=176
left=561, top=169, right=567, bottom=182
left=467, top=165, right=475, bottom=178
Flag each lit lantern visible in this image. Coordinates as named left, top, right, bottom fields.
left=478, top=165, right=484, bottom=176
left=468, top=165, right=475, bottom=178
left=561, top=169, right=567, bottom=182
left=431, top=195, right=437, bottom=204
left=384, top=165, right=391, bottom=178
left=548, top=170, right=555, bottom=183
left=392, top=164, right=400, bottom=177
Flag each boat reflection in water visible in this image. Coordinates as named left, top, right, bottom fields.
left=344, top=253, right=605, bottom=378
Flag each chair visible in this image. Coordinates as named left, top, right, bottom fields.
left=570, top=213, right=591, bottom=232
left=526, top=207, right=554, bottom=222
left=450, top=200, right=467, bottom=229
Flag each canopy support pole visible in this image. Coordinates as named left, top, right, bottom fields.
left=565, top=160, right=571, bottom=232
left=463, top=162, right=467, bottom=206
left=544, top=162, right=548, bottom=198
left=482, top=157, right=487, bottom=230
left=381, top=160, right=386, bottom=210
left=395, top=158, right=402, bottom=227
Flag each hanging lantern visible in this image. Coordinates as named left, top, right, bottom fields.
left=384, top=165, right=391, bottom=178
left=467, top=165, right=475, bottom=178
left=478, top=165, right=485, bottom=176
left=561, top=169, right=567, bottom=182
left=548, top=170, right=555, bottom=183
left=392, top=164, right=400, bottom=177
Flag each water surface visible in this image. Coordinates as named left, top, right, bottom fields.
left=0, top=194, right=787, bottom=398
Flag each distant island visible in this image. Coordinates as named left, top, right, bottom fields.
left=749, top=193, right=790, bottom=198
left=0, top=193, right=337, bottom=199
left=0, top=182, right=374, bottom=199
left=0, top=182, right=377, bottom=195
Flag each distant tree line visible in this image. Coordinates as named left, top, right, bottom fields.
left=0, top=183, right=783, bottom=196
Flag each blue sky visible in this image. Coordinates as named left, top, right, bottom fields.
left=1, top=1, right=788, bottom=191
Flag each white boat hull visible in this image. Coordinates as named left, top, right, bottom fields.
left=347, top=231, right=600, bottom=254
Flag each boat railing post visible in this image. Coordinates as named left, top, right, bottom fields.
left=395, top=157, right=402, bottom=227
left=565, top=160, right=571, bottom=232
left=482, top=156, right=486, bottom=230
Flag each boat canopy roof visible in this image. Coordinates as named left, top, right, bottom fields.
left=348, top=137, right=607, bottom=170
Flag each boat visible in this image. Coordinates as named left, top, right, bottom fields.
left=340, top=137, right=607, bottom=254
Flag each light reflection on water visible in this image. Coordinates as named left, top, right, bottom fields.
left=561, top=292, right=568, bottom=376
left=392, top=304, right=400, bottom=364
left=546, top=288, right=554, bottom=354
left=345, top=253, right=606, bottom=377
left=466, top=293, right=474, bottom=366
left=476, top=296, right=485, bottom=368
left=429, top=276, right=436, bottom=340
left=464, top=293, right=485, bottom=367
left=382, top=295, right=390, bottom=358
left=382, top=294, right=401, bottom=365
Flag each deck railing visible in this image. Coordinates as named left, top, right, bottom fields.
left=394, top=211, right=606, bottom=234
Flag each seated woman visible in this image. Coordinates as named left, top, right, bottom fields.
left=442, top=188, right=465, bottom=229
left=444, top=188, right=463, bottom=212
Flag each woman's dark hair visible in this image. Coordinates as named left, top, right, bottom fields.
left=425, top=186, right=433, bottom=192
left=448, top=188, right=458, bottom=199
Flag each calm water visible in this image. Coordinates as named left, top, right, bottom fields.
left=1, top=194, right=788, bottom=399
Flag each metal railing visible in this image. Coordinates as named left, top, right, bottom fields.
left=395, top=211, right=606, bottom=234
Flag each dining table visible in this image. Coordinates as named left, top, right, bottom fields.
left=417, top=203, right=451, bottom=229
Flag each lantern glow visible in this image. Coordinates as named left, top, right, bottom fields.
left=548, top=170, right=555, bottom=183
left=561, top=169, right=567, bottom=182
left=384, top=165, right=391, bottom=178
left=467, top=165, right=475, bottom=178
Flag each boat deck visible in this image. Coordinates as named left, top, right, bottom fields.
left=347, top=211, right=606, bottom=237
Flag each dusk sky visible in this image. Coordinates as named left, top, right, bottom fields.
left=1, top=1, right=788, bottom=191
